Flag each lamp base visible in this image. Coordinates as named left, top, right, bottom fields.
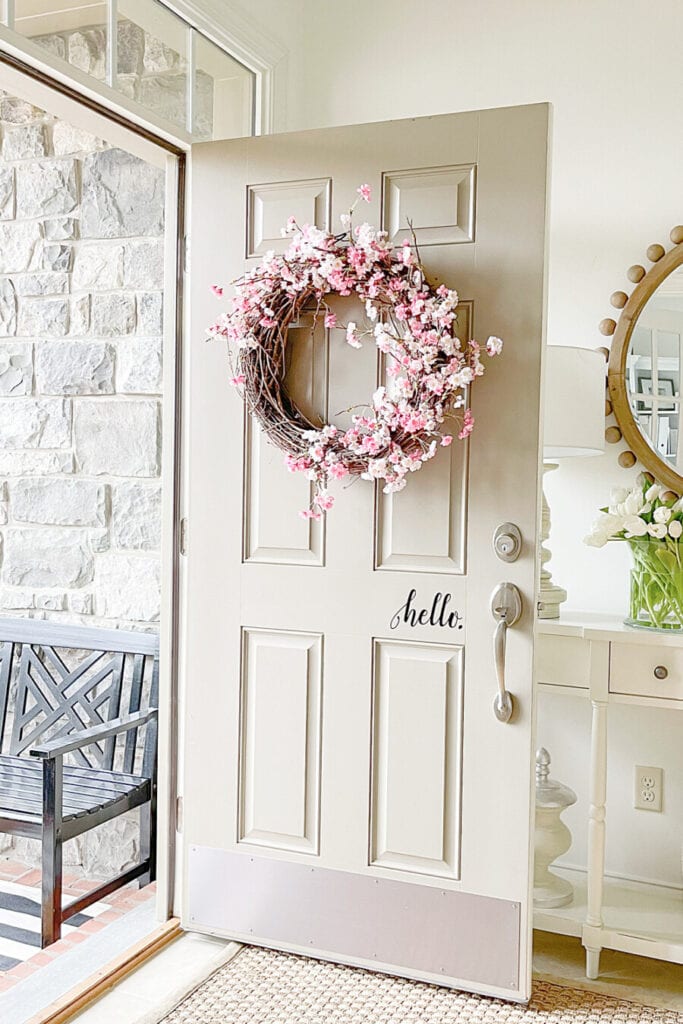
left=538, top=463, right=567, bottom=620
left=538, top=583, right=568, bottom=620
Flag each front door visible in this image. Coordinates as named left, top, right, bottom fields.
left=182, top=105, right=549, bottom=1001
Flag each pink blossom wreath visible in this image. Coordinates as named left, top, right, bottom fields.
left=207, top=184, right=502, bottom=519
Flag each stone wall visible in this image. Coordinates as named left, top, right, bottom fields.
left=33, top=19, right=212, bottom=137
left=0, top=94, right=165, bottom=629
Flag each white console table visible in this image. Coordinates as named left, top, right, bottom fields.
left=535, top=613, right=683, bottom=978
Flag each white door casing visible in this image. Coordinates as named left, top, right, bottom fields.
left=183, top=105, right=549, bottom=1001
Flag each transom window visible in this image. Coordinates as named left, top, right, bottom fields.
left=2, top=0, right=254, bottom=140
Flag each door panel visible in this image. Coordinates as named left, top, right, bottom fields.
left=247, top=178, right=331, bottom=257
left=243, top=315, right=328, bottom=565
left=382, top=164, right=476, bottom=246
left=239, top=628, right=322, bottom=854
left=370, top=639, right=463, bottom=878
left=183, top=105, right=549, bottom=1000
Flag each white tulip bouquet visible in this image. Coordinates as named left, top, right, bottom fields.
left=585, top=475, right=683, bottom=630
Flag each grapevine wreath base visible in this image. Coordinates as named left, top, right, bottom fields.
left=207, top=185, right=502, bottom=519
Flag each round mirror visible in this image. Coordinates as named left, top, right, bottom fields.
left=608, top=231, right=683, bottom=492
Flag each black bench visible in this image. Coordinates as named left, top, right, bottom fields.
left=0, top=617, right=158, bottom=947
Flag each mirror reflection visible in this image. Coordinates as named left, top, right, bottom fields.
left=628, top=264, right=683, bottom=474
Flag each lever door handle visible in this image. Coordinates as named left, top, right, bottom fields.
left=490, top=582, right=523, bottom=723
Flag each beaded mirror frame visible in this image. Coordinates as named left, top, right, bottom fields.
left=601, top=224, right=683, bottom=494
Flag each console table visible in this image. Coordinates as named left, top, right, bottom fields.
left=535, top=613, right=683, bottom=978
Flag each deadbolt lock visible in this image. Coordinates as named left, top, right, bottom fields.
left=493, top=523, right=522, bottom=563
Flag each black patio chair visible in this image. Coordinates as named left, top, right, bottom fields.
left=0, top=617, right=158, bottom=947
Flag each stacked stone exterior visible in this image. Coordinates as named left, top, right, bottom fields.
left=0, top=94, right=165, bottom=630
left=33, top=20, right=212, bottom=136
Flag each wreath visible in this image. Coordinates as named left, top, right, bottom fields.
left=207, top=184, right=502, bottom=518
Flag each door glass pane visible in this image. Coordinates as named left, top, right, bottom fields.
left=193, top=33, right=253, bottom=141
left=14, top=0, right=108, bottom=80
left=117, top=0, right=188, bottom=129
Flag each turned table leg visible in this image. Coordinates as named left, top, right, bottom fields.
left=585, top=692, right=608, bottom=980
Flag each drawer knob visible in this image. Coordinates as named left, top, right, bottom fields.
left=654, top=665, right=669, bottom=680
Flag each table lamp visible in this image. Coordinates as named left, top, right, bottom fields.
left=540, top=346, right=606, bottom=618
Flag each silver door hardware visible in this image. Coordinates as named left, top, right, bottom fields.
left=490, top=582, right=523, bottom=723
left=493, top=523, right=522, bottom=563
left=654, top=665, right=668, bottom=680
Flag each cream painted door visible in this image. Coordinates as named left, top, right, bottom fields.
left=183, top=105, right=549, bottom=1001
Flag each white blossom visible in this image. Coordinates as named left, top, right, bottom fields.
left=654, top=506, right=672, bottom=524
left=610, top=486, right=630, bottom=505
left=623, top=515, right=648, bottom=537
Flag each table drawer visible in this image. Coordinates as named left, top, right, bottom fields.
left=536, top=634, right=590, bottom=689
left=609, top=643, right=683, bottom=700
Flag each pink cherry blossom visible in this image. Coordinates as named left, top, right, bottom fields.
left=211, top=284, right=223, bottom=297
left=299, top=508, right=321, bottom=520
left=229, top=374, right=246, bottom=386
left=486, top=336, right=503, bottom=356
left=324, top=311, right=337, bottom=329
left=357, top=183, right=372, bottom=203
left=346, top=322, right=362, bottom=348
left=328, top=462, right=349, bottom=480
left=458, top=409, right=474, bottom=440
left=441, top=435, right=453, bottom=446
left=314, top=491, right=335, bottom=511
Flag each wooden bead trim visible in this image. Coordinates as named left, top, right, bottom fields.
left=605, top=227, right=683, bottom=492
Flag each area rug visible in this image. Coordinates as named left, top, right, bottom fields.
left=155, top=945, right=683, bottom=1023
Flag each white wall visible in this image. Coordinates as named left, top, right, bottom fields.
left=224, top=0, right=683, bottom=884
left=236, top=0, right=683, bottom=616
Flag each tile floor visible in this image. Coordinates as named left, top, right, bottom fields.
left=0, top=857, right=156, bottom=994
left=534, top=930, right=683, bottom=1011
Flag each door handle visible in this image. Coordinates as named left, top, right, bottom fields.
left=490, top=582, right=523, bottom=723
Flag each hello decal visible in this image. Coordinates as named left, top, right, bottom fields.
left=390, top=589, right=464, bottom=631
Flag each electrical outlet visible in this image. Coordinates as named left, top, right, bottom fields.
left=634, top=765, right=663, bottom=812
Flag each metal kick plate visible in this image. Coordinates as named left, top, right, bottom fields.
left=188, top=846, right=521, bottom=994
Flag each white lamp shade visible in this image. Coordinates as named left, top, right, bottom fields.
left=543, top=346, right=606, bottom=459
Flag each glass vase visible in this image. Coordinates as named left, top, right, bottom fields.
left=627, top=538, right=683, bottom=632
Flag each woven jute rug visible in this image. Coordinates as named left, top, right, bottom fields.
left=156, top=945, right=683, bottom=1023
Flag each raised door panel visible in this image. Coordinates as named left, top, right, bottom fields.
left=243, top=313, right=328, bottom=564
left=370, top=639, right=463, bottom=878
left=375, top=302, right=471, bottom=573
left=382, top=164, right=476, bottom=247
left=239, top=628, right=322, bottom=854
left=247, top=178, right=331, bottom=257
